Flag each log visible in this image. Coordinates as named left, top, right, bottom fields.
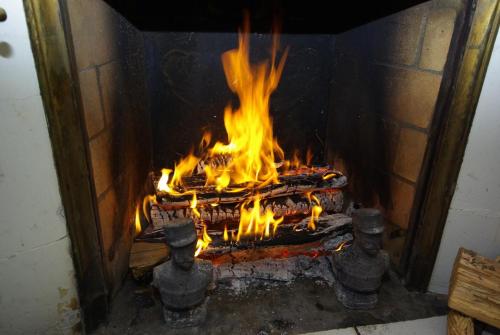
left=129, top=242, right=169, bottom=281
left=447, top=310, right=474, bottom=335
left=154, top=167, right=347, bottom=209
left=149, top=189, right=344, bottom=227
left=448, top=248, right=500, bottom=329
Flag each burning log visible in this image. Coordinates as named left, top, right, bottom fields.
left=154, top=167, right=347, bottom=210
left=148, top=190, right=344, bottom=228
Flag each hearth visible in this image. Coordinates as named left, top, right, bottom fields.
left=25, top=0, right=499, bottom=331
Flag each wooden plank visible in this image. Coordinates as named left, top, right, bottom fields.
left=448, top=310, right=474, bottom=335
left=129, top=242, right=169, bottom=281
left=448, top=248, right=500, bottom=328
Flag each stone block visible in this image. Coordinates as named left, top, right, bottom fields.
left=386, top=177, right=415, bottom=230
left=378, top=66, right=442, bottom=129
left=392, top=128, right=428, bottom=182
left=89, top=129, right=113, bottom=196
left=78, top=68, right=104, bottom=138
left=67, top=0, right=120, bottom=69
left=98, top=61, right=124, bottom=126
left=419, top=8, right=457, bottom=71
left=371, top=5, right=427, bottom=66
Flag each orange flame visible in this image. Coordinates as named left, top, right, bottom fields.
left=223, top=225, right=229, bottom=241
left=161, top=15, right=289, bottom=197
left=190, top=192, right=201, bottom=218
left=195, top=223, right=212, bottom=257
left=134, top=205, right=141, bottom=236
left=236, top=195, right=284, bottom=241
left=334, top=241, right=348, bottom=252
left=142, top=194, right=157, bottom=224
left=307, top=192, right=322, bottom=230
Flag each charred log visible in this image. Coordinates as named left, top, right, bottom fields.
left=148, top=190, right=344, bottom=228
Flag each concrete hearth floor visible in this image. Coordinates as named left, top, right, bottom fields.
left=93, top=272, right=447, bottom=335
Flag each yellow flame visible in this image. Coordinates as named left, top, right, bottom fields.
left=134, top=205, right=141, bottom=236
left=190, top=192, right=201, bottom=218
left=236, top=195, right=284, bottom=241
left=322, top=173, right=336, bottom=181
left=334, top=241, right=348, bottom=252
left=223, top=225, right=229, bottom=241
left=195, top=223, right=212, bottom=257
left=307, top=192, right=322, bottom=231
left=142, top=194, right=157, bottom=224
left=170, top=153, right=199, bottom=187
left=157, top=168, right=173, bottom=193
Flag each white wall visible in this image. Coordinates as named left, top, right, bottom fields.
left=428, top=31, right=500, bottom=294
left=0, top=1, right=80, bottom=333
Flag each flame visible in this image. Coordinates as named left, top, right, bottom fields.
left=307, top=192, right=322, bottom=230
left=157, top=168, right=173, bottom=193
left=190, top=192, right=201, bottom=218
left=236, top=195, right=284, bottom=241
left=155, top=17, right=293, bottom=241
left=334, top=241, right=348, bottom=252
left=223, top=225, right=229, bottom=241
left=134, top=205, right=141, bottom=236
left=170, top=153, right=199, bottom=187
left=142, top=194, right=157, bottom=223
left=195, top=223, right=212, bottom=257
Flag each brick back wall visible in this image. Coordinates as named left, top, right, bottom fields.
left=66, top=0, right=152, bottom=295
left=326, top=1, right=458, bottom=265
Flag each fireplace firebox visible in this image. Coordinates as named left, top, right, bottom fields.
left=24, top=0, right=499, bottom=332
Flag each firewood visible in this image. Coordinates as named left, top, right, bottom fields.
left=154, top=167, right=347, bottom=209
left=149, top=189, right=344, bottom=227
left=448, top=248, right=500, bottom=329
left=447, top=310, right=474, bottom=335
left=129, top=242, right=169, bottom=281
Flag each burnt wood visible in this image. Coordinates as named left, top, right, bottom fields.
left=404, top=0, right=500, bottom=290
left=155, top=168, right=347, bottom=208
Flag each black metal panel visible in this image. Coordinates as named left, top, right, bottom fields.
left=104, top=0, right=428, bottom=34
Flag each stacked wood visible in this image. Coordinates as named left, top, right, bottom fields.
left=448, top=248, right=500, bottom=330
left=447, top=310, right=474, bottom=335
left=129, top=242, right=169, bottom=281
left=154, top=167, right=347, bottom=209
left=149, top=189, right=344, bottom=227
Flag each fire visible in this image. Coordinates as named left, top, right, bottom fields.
left=158, top=15, right=288, bottom=197
left=190, top=192, right=201, bottom=218
left=236, top=195, right=284, bottom=241
left=142, top=194, right=157, bottom=223
left=223, top=225, right=229, bottom=241
left=307, top=192, right=322, bottom=230
left=334, top=241, right=349, bottom=252
left=195, top=223, right=212, bottom=257
left=134, top=205, right=141, bottom=236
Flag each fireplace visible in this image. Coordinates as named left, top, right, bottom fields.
left=23, top=0, right=500, bottom=332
